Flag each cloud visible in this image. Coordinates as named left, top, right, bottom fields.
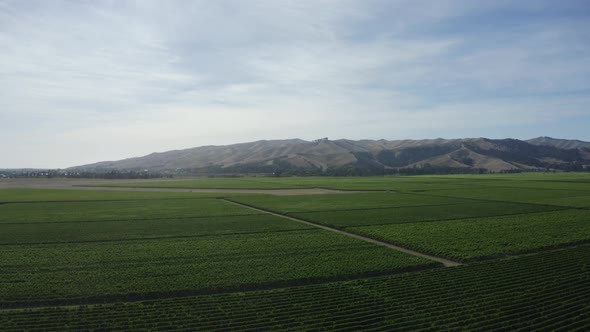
left=1, top=0, right=589, bottom=168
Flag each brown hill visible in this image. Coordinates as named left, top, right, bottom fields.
left=527, top=136, right=590, bottom=150
left=72, top=137, right=590, bottom=174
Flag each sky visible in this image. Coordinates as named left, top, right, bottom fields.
left=1, top=0, right=590, bottom=168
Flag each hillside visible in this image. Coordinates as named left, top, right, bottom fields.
left=527, top=136, right=590, bottom=150
left=72, top=137, right=590, bottom=174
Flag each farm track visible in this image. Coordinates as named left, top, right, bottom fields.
left=222, top=198, right=462, bottom=267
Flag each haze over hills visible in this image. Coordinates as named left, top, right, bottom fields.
left=526, top=136, right=590, bottom=150
left=70, top=137, right=590, bottom=175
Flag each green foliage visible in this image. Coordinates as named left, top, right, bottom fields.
left=102, top=172, right=590, bottom=192
left=0, top=230, right=434, bottom=305
left=0, top=214, right=313, bottom=244
left=99, top=178, right=309, bottom=189
left=1, top=174, right=590, bottom=330
left=533, top=195, right=590, bottom=208
left=349, top=209, right=590, bottom=261
left=230, top=193, right=464, bottom=214
left=426, top=186, right=589, bottom=204
left=2, top=246, right=588, bottom=331
left=0, top=199, right=261, bottom=224
left=291, top=201, right=562, bottom=227
left=0, top=195, right=435, bottom=307
left=0, top=189, right=217, bottom=203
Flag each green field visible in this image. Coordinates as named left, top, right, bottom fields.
left=0, top=198, right=259, bottom=224
left=231, top=192, right=466, bottom=212
left=2, top=245, right=588, bottom=331
left=0, top=188, right=218, bottom=203
left=96, top=172, right=590, bottom=192
left=0, top=194, right=435, bottom=307
left=291, top=201, right=561, bottom=227
left=235, top=195, right=562, bottom=227
left=350, top=209, right=590, bottom=261
left=1, top=230, right=436, bottom=305
left=1, top=173, right=589, bottom=330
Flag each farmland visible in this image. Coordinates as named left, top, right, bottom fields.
left=0, top=196, right=432, bottom=307
left=2, top=245, right=588, bottom=331
left=350, top=209, right=590, bottom=261
left=1, top=173, right=589, bottom=330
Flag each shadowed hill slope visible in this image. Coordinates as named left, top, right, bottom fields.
left=72, top=137, right=590, bottom=173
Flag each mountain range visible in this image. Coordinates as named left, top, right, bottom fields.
left=72, top=136, right=590, bottom=175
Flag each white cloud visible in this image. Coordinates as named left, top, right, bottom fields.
left=1, top=0, right=589, bottom=168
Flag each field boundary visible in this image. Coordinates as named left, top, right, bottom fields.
left=0, top=228, right=321, bottom=246
left=3, top=243, right=587, bottom=311
left=72, top=185, right=374, bottom=196
left=337, top=207, right=572, bottom=228
left=0, top=212, right=267, bottom=225
left=404, top=191, right=590, bottom=211
left=222, top=198, right=462, bottom=267
left=286, top=202, right=458, bottom=214
left=0, top=264, right=439, bottom=310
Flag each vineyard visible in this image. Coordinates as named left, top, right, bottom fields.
left=350, top=209, right=590, bottom=261
left=1, top=245, right=588, bottom=331
left=0, top=196, right=434, bottom=307
left=0, top=173, right=589, bottom=330
left=287, top=200, right=561, bottom=227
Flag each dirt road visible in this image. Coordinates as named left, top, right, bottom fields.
left=223, top=198, right=462, bottom=267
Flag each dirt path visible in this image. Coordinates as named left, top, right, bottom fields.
left=0, top=178, right=370, bottom=196
left=222, top=199, right=462, bottom=267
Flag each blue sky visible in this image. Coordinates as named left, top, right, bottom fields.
left=1, top=0, right=589, bottom=168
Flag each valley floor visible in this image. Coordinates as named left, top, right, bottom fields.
left=1, top=173, right=589, bottom=330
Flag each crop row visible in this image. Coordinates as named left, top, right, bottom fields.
left=230, top=192, right=467, bottom=214
left=0, top=214, right=313, bottom=245
left=451, top=177, right=590, bottom=192
left=531, top=194, right=590, bottom=208
left=0, top=230, right=435, bottom=306
left=0, top=188, right=218, bottom=203
left=424, top=185, right=590, bottom=205
left=98, top=175, right=476, bottom=191
left=105, top=173, right=590, bottom=193
left=1, top=245, right=588, bottom=331
left=99, top=177, right=310, bottom=189
left=290, top=200, right=561, bottom=227
left=0, top=198, right=262, bottom=224
left=348, top=209, right=590, bottom=261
